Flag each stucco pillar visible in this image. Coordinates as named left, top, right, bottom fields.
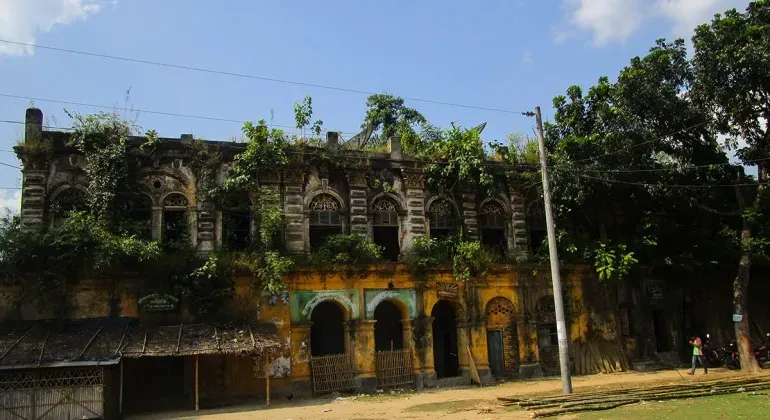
left=401, top=170, right=426, bottom=254
left=508, top=186, right=529, bottom=262
left=469, top=320, right=491, bottom=383
left=347, top=172, right=368, bottom=235
left=196, top=200, right=215, bottom=253
left=414, top=315, right=435, bottom=387
left=401, top=319, right=422, bottom=388
left=290, top=323, right=312, bottom=396
left=350, top=320, right=377, bottom=393
left=516, top=317, right=543, bottom=379
left=151, top=206, right=162, bottom=242
left=456, top=317, right=470, bottom=379
left=461, top=186, right=478, bottom=241
left=18, top=108, right=48, bottom=232
left=282, top=170, right=305, bottom=253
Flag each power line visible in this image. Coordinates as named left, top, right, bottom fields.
left=0, top=39, right=532, bottom=116
left=0, top=162, right=21, bottom=170
left=566, top=157, right=770, bottom=174
left=578, top=173, right=765, bottom=188
left=569, top=121, right=711, bottom=164
left=0, top=119, right=72, bottom=131
left=0, top=94, right=352, bottom=135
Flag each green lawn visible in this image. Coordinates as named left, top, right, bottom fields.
left=568, top=392, right=770, bottom=419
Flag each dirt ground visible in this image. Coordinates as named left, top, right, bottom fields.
left=128, top=368, right=770, bottom=420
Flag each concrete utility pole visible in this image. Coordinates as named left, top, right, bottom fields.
left=534, top=106, right=573, bottom=394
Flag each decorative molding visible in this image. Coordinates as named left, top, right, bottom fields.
left=437, top=282, right=459, bottom=300
left=309, top=194, right=339, bottom=211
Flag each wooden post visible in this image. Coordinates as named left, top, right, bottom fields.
left=195, top=355, right=200, bottom=412
left=265, top=353, right=271, bottom=407
left=119, top=360, right=124, bottom=415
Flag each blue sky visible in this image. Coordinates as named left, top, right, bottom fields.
left=0, top=0, right=751, bottom=212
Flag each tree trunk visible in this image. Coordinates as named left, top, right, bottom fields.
left=733, top=229, right=760, bottom=372
left=732, top=172, right=766, bottom=373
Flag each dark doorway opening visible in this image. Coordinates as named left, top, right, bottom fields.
left=487, top=330, right=504, bottom=377
left=653, top=311, right=671, bottom=352
left=123, top=357, right=188, bottom=414
left=311, top=301, right=346, bottom=356
left=374, top=301, right=404, bottom=351
left=432, top=300, right=459, bottom=378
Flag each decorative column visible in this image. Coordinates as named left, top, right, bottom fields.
left=196, top=200, right=216, bottom=253
left=508, top=186, right=529, bottom=261
left=517, top=285, right=544, bottom=378
left=456, top=316, right=471, bottom=379
left=282, top=170, right=305, bottom=253
left=346, top=171, right=368, bottom=236
left=461, top=185, right=478, bottom=241
left=401, top=170, right=427, bottom=254
left=151, top=205, right=163, bottom=242
left=18, top=108, right=48, bottom=232
left=416, top=315, right=435, bottom=387
left=351, top=320, right=378, bottom=393
left=402, top=319, right=423, bottom=388
left=290, top=323, right=313, bottom=397
left=469, top=319, right=491, bottom=383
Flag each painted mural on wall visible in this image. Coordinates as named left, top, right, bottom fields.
left=364, top=289, right=417, bottom=319
left=291, top=290, right=360, bottom=322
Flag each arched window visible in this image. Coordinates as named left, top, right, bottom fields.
left=428, top=199, right=457, bottom=241
left=221, top=194, right=252, bottom=251
left=527, top=201, right=547, bottom=254
left=309, top=194, right=341, bottom=250
left=372, top=197, right=400, bottom=261
left=50, top=188, right=86, bottom=228
left=480, top=201, right=507, bottom=256
left=162, top=193, right=190, bottom=247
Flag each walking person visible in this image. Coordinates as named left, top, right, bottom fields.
left=688, top=335, right=708, bottom=375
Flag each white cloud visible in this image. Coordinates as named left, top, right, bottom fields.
left=558, top=0, right=748, bottom=46
left=0, top=0, right=102, bottom=56
left=565, top=0, right=647, bottom=46
left=657, top=0, right=748, bottom=38
left=0, top=190, right=21, bottom=214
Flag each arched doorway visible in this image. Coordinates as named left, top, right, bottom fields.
left=310, top=301, right=346, bottom=356
left=309, top=300, right=355, bottom=395
left=373, top=300, right=414, bottom=388
left=432, top=300, right=459, bottom=378
left=374, top=300, right=404, bottom=351
left=485, top=297, right=520, bottom=378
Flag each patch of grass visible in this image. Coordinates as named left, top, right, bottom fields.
left=561, top=392, right=770, bottom=419
left=404, top=399, right=484, bottom=413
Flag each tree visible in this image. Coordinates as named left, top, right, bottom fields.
left=692, top=0, right=770, bottom=372
left=294, top=95, right=323, bottom=139
left=359, top=93, right=426, bottom=149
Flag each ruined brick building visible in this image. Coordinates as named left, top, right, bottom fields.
left=3, top=107, right=743, bottom=419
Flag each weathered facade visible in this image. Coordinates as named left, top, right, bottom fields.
left=2, top=108, right=639, bottom=417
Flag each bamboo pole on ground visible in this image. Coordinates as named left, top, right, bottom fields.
left=265, top=353, right=271, bottom=407
left=195, top=355, right=200, bottom=412
left=119, top=360, right=123, bottom=415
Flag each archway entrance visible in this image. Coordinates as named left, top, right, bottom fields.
left=311, top=301, right=346, bottom=356
left=374, top=301, right=404, bottom=351
left=373, top=300, right=413, bottom=388
left=485, top=297, right=519, bottom=378
left=432, top=300, right=459, bottom=378
left=309, top=300, right=355, bottom=395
